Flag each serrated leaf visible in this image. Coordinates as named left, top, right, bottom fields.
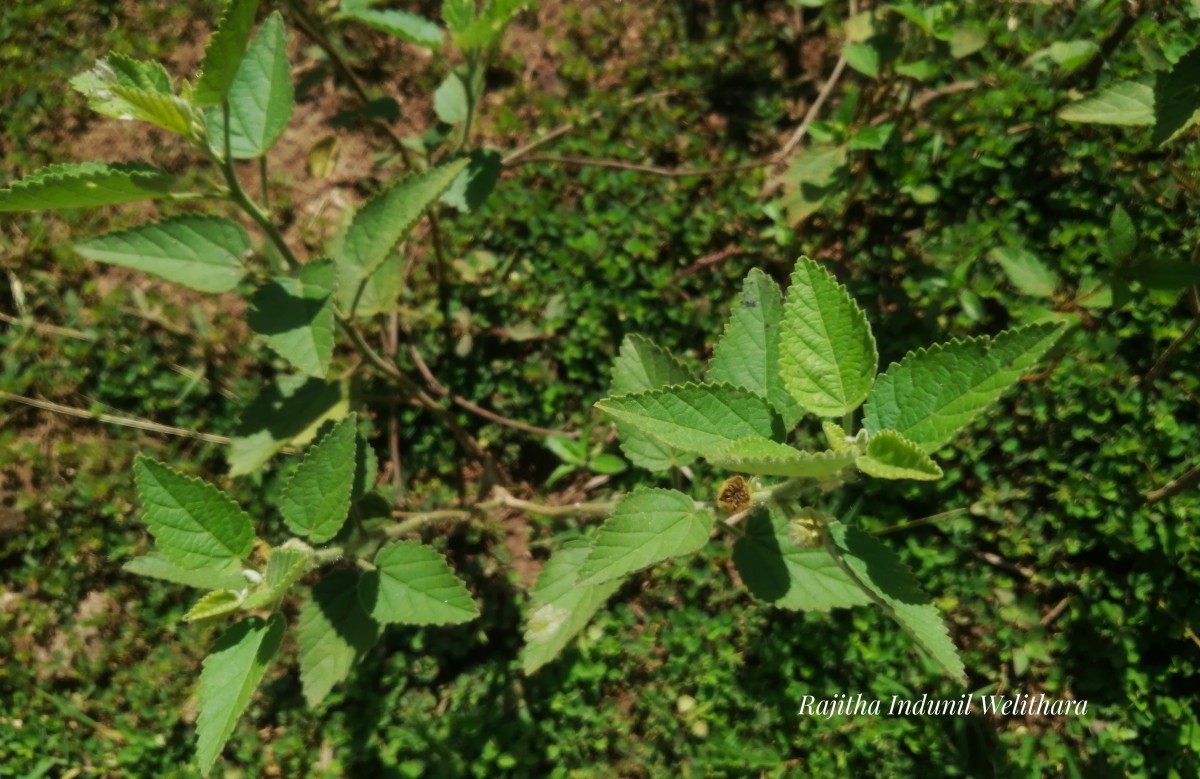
left=708, top=436, right=855, bottom=477
left=609, top=334, right=697, bottom=472
left=195, top=615, right=283, bottom=776
left=863, top=322, right=1063, bottom=452
left=76, top=216, right=249, bottom=293
left=133, top=458, right=255, bottom=577
left=856, top=430, right=942, bottom=480
left=359, top=541, right=478, bottom=625
left=241, top=546, right=313, bottom=610
left=779, top=257, right=878, bottom=417
left=206, top=11, right=293, bottom=158
left=1153, top=44, right=1200, bottom=146
left=827, top=522, right=965, bottom=681
left=249, top=259, right=336, bottom=377
left=124, top=552, right=247, bottom=591
left=71, top=56, right=200, bottom=136
left=228, top=375, right=349, bottom=476
left=733, top=508, right=870, bottom=612
left=521, top=539, right=625, bottom=674
left=297, top=568, right=380, bottom=706
left=822, top=420, right=852, bottom=452
left=194, top=0, right=262, bottom=107
left=334, top=159, right=470, bottom=316
left=339, top=2, right=444, bottom=48
left=596, top=382, right=783, bottom=458
left=709, top=268, right=804, bottom=428
left=989, top=247, right=1058, bottom=298
left=441, top=149, right=501, bottom=212
left=1058, top=80, right=1154, bottom=126
left=577, top=489, right=713, bottom=587
left=433, top=71, right=469, bottom=124
left=0, top=162, right=174, bottom=212
left=280, top=415, right=357, bottom=543
left=184, top=590, right=245, bottom=622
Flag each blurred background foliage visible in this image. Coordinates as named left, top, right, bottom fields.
left=2, top=0, right=1199, bottom=776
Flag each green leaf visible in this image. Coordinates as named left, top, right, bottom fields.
left=280, top=416, right=358, bottom=543
left=822, top=420, right=853, bottom=452
left=708, top=436, right=855, bottom=478
left=1153, top=44, right=1200, bottom=145
left=75, top=216, right=249, bottom=293
left=249, top=259, right=336, bottom=377
left=843, top=41, right=880, bottom=77
left=452, top=0, right=529, bottom=50
left=609, top=335, right=698, bottom=471
left=1103, top=205, right=1137, bottom=261
left=228, top=375, right=350, bottom=476
left=442, top=0, right=474, bottom=33
left=1043, top=40, right=1099, bottom=72
left=708, top=269, right=804, bottom=428
left=194, top=0, right=262, bottom=107
left=856, top=430, right=943, bottom=480
left=241, top=545, right=313, bottom=610
left=207, top=11, right=293, bottom=158
left=577, top=489, right=713, bottom=587
left=195, top=615, right=284, bottom=776
left=588, top=453, right=627, bottom=475
left=441, top=149, right=501, bottom=212
left=297, top=568, right=380, bottom=706
left=779, top=257, right=878, bottom=417
left=1132, top=260, right=1200, bottom=290
left=597, top=382, right=783, bottom=458
left=124, top=552, right=247, bottom=591
left=847, top=122, right=895, bottom=151
left=863, top=322, right=1063, bottom=452
left=334, top=158, right=471, bottom=316
left=1058, top=81, right=1154, bottom=126
left=733, top=508, right=870, bottom=612
left=433, top=71, right=469, bottom=124
left=352, top=430, right=378, bottom=501
left=359, top=540, right=478, bottom=625
left=0, top=162, right=174, bottom=212
left=184, top=590, right=245, bottom=622
left=988, top=247, right=1059, bottom=298
left=339, top=2, right=444, bottom=48
left=947, top=26, right=988, bottom=59
left=71, top=56, right=202, bottom=136
left=827, top=523, right=965, bottom=682
left=521, top=539, right=625, bottom=674
left=777, top=145, right=847, bottom=224
left=133, top=458, right=255, bottom=577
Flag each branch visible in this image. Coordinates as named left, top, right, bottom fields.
left=508, top=154, right=770, bottom=178
left=0, top=390, right=260, bottom=448
left=407, top=343, right=579, bottom=438
left=1146, top=459, right=1200, bottom=504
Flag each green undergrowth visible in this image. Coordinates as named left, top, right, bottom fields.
left=3, top=0, right=1200, bottom=777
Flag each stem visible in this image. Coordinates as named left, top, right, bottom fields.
left=214, top=100, right=301, bottom=271
left=259, top=155, right=271, bottom=216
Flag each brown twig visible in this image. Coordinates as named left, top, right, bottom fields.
left=0, top=311, right=94, bottom=341
left=777, top=53, right=849, bottom=162
left=407, top=343, right=579, bottom=438
left=501, top=89, right=678, bottom=166
left=1040, top=596, right=1071, bottom=627
left=508, top=154, right=770, bottom=179
left=0, top=390, right=249, bottom=448
left=1146, top=459, right=1200, bottom=504
left=669, top=247, right=752, bottom=283
left=1144, top=286, right=1200, bottom=387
